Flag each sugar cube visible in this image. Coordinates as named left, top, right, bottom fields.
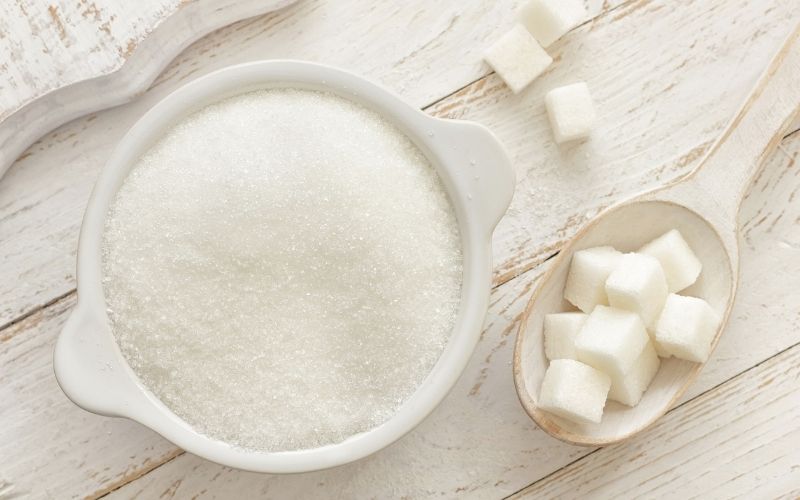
left=575, top=305, right=649, bottom=378
left=484, top=24, right=553, bottom=94
left=608, top=342, right=660, bottom=406
left=545, top=82, right=596, bottom=144
left=655, top=294, right=721, bottom=362
left=544, top=312, right=588, bottom=360
left=605, top=253, right=668, bottom=330
left=564, top=246, right=623, bottom=313
left=651, top=334, right=672, bottom=359
left=539, top=359, right=611, bottom=424
left=518, top=0, right=587, bottom=47
left=639, top=229, right=702, bottom=293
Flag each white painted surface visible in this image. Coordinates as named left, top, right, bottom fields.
left=0, top=0, right=296, bottom=178
left=516, top=30, right=800, bottom=447
left=103, top=128, right=800, bottom=500
left=1, top=0, right=798, bottom=498
left=512, top=341, right=800, bottom=499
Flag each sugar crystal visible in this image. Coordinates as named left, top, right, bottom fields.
left=102, top=89, right=463, bottom=452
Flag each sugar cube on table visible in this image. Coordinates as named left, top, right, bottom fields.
left=544, top=312, right=588, bottom=360
left=608, top=342, right=660, bottom=406
left=518, top=0, right=587, bottom=47
left=539, top=359, right=611, bottom=425
left=575, top=305, right=649, bottom=378
left=545, top=82, right=597, bottom=144
left=564, top=246, right=622, bottom=313
left=484, top=24, right=553, bottom=94
left=605, top=253, right=668, bottom=330
left=639, top=229, right=702, bottom=292
left=655, top=294, right=721, bottom=362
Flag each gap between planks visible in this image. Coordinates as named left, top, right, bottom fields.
left=1, top=1, right=797, bottom=495
left=1, top=100, right=797, bottom=338
left=0, top=287, right=76, bottom=335
left=4, top=106, right=798, bottom=336
left=413, top=0, right=634, bottom=112
left=94, top=338, right=800, bottom=499
left=0, top=0, right=635, bottom=331
left=3, top=0, right=796, bottom=334
left=502, top=337, right=800, bottom=499
left=90, top=122, right=800, bottom=496
left=5, top=114, right=797, bottom=337
left=2, top=69, right=799, bottom=498
left=10, top=125, right=797, bottom=500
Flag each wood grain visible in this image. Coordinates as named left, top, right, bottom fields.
left=509, top=112, right=800, bottom=499
left=510, top=343, right=800, bottom=499
left=428, top=0, right=798, bottom=285
left=2, top=0, right=799, bottom=497
left=0, top=0, right=533, bottom=327
left=0, top=0, right=298, bottom=178
left=101, top=116, right=800, bottom=500
left=2, top=129, right=796, bottom=499
left=0, top=293, right=178, bottom=500
left=514, top=24, right=800, bottom=448
left=1, top=0, right=796, bottom=330
left=0, top=0, right=180, bottom=120
left=4, top=0, right=605, bottom=178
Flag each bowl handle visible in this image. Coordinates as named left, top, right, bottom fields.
left=54, top=305, right=141, bottom=418
left=432, top=118, right=516, bottom=236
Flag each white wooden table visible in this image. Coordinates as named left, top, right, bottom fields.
left=2, top=1, right=799, bottom=498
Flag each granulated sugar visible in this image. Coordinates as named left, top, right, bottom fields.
left=102, top=89, right=462, bottom=452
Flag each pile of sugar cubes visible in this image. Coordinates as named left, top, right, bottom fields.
left=483, top=0, right=597, bottom=144
left=539, top=229, right=721, bottom=425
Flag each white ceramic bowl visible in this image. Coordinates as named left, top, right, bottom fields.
left=54, top=60, right=515, bottom=473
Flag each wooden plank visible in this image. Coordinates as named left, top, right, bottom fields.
left=0, top=0, right=182, bottom=121
left=681, top=131, right=800, bottom=407
left=17, top=129, right=792, bottom=499
left=0, top=0, right=794, bottom=329
left=2, top=0, right=799, bottom=497
left=0, top=0, right=619, bottom=178
left=0, top=293, right=178, bottom=500
left=510, top=343, right=800, bottom=499
left=427, top=0, right=798, bottom=284
left=0, top=0, right=619, bottom=328
left=0, top=0, right=298, bottom=179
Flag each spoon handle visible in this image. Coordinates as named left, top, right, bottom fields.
left=659, top=24, right=800, bottom=226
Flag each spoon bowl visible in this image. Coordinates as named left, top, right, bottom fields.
left=514, top=24, right=800, bottom=446
left=514, top=201, right=733, bottom=445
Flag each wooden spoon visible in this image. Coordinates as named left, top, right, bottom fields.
left=513, top=25, right=800, bottom=446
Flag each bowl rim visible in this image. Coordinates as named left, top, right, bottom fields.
left=54, top=60, right=515, bottom=473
